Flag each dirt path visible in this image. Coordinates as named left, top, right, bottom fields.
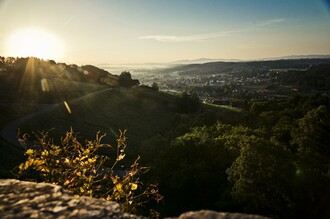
left=0, top=88, right=113, bottom=148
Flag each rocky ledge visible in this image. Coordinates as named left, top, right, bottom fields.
left=0, top=179, right=271, bottom=219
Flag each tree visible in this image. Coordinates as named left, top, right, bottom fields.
left=176, top=92, right=201, bottom=113
left=290, top=106, right=330, bottom=219
left=118, top=71, right=139, bottom=87
left=152, top=123, right=239, bottom=215
left=47, top=59, right=56, bottom=65
left=292, top=105, right=330, bottom=158
left=227, top=135, right=295, bottom=218
left=119, top=71, right=132, bottom=81
left=151, top=82, right=159, bottom=91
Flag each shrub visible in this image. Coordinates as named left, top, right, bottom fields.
left=17, top=128, right=163, bottom=215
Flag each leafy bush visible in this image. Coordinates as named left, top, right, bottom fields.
left=17, top=128, right=163, bottom=215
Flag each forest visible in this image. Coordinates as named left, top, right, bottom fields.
left=140, top=94, right=330, bottom=218
left=0, top=57, right=329, bottom=218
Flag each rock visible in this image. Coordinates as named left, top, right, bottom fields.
left=0, top=179, right=271, bottom=219
left=0, top=179, right=141, bottom=219
left=175, top=210, right=271, bottom=219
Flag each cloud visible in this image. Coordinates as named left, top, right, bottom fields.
left=253, top=18, right=286, bottom=27
left=139, top=18, right=285, bottom=43
left=138, top=32, right=230, bottom=43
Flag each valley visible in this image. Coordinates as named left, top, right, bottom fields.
left=0, top=56, right=330, bottom=218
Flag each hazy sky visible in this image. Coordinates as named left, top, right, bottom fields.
left=0, top=0, right=330, bottom=65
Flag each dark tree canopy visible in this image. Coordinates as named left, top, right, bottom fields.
left=118, top=71, right=139, bottom=87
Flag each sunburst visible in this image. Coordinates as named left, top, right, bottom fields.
left=5, top=28, right=63, bottom=60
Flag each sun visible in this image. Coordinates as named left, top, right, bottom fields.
left=5, top=28, right=64, bottom=60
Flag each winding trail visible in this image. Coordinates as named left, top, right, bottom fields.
left=1, top=88, right=113, bottom=149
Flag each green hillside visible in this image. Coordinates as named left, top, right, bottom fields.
left=0, top=57, right=244, bottom=175
left=0, top=84, right=244, bottom=180
left=0, top=57, right=142, bottom=175
left=20, top=88, right=175, bottom=148
left=0, top=57, right=120, bottom=103
left=18, top=86, right=244, bottom=158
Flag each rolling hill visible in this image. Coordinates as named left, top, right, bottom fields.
left=0, top=57, right=243, bottom=169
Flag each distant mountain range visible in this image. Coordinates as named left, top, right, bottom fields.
left=152, top=57, right=330, bottom=76
left=256, top=55, right=330, bottom=61
left=99, top=55, right=330, bottom=73
left=170, top=55, right=330, bottom=65
left=169, top=58, right=241, bottom=65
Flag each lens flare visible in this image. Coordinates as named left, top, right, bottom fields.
left=40, top=78, right=50, bottom=92
left=64, top=101, right=72, bottom=114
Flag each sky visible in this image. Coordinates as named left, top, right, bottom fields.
left=0, top=0, right=330, bottom=65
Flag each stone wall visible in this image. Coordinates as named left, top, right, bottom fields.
left=0, top=179, right=271, bottom=219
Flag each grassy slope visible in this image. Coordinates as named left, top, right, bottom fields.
left=2, top=85, right=245, bottom=173
left=20, top=87, right=178, bottom=152
left=0, top=81, right=109, bottom=177
left=0, top=104, right=39, bottom=177
left=20, top=87, right=246, bottom=151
